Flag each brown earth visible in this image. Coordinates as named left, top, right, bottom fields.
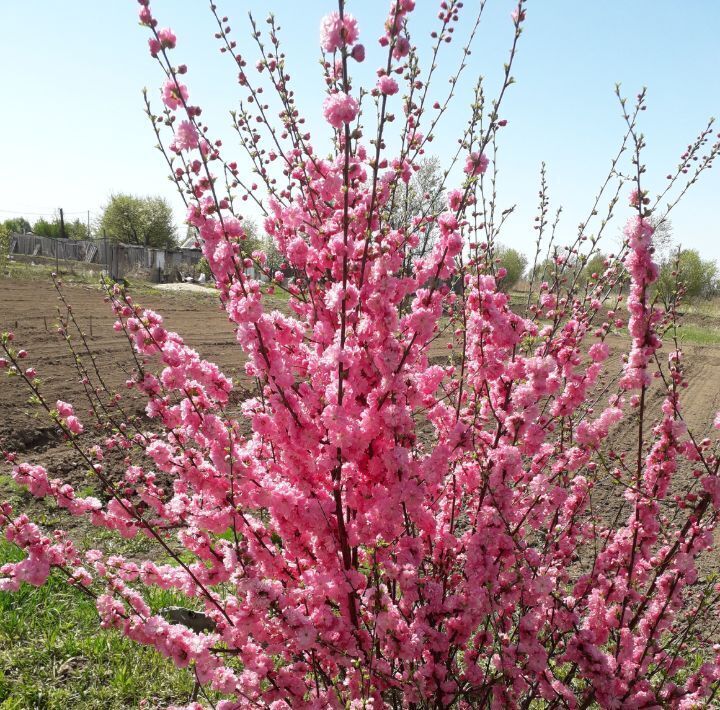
left=589, top=339, right=720, bottom=580
left=0, top=277, right=256, bottom=549
left=1, top=276, right=720, bottom=558
left=0, top=278, right=251, bottom=451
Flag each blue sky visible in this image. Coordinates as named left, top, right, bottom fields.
left=1, top=1, right=718, bottom=261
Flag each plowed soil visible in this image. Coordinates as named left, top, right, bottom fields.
left=0, top=277, right=256, bottom=546
left=0, top=278, right=250, bottom=453
left=1, top=276, right=720, bottom=555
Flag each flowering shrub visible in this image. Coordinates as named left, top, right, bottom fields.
left=3, top=1, right=720, bottom=707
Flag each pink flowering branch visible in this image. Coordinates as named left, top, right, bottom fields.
left=2, top=0, right=720, bottom=707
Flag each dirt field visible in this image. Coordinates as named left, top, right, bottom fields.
left=0, top=277, right=258, bottom=548
left=0, top=278, right=250, bottom=451
left=1, top=274, right=720, bottom=549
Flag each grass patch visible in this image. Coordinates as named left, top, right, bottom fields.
left=672, top=324, right=720, bottom=346
left=683, top=297, right=720, bottom=320
left=0, top=475, right=218, bottom=706
left=0, top=537, right=200, bottom=709
left=1, top=258, right=104, bottom=287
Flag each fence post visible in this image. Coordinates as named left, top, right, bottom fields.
left=103, top=231, right=109, bottom=279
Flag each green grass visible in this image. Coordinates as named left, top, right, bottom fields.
left=2, top=258, right=104, bottom=287
left=0, top=475, right=223, bottom=706
left=1, top=258, right=173, bottom=296
left=0, top=537, right=200, bottom=709
left=683, top=297, right=720, bottom=319
left=671, top=323, right=720, bottom=346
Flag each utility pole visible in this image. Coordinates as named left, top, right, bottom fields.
left=59, top=207, right=67, bottom=239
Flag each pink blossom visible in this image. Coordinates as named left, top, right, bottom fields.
left=162, top=80, right=189, bottom=110
left=287, top=237, right=309, bottom=268
left=322, top=91, right=358, bottom=128
left=1, top=5, right=718, bottom=708
left=377, top=75, right=399, bottom=95
left=173, top=120, right=199, bottom=151
left=437, top=212, right=458, bottom=236
left=56, top=400, right=74, bottom=417
left=393, top=35, right=410, bottom=59
left=139, top=6, right=152, bottom=26
left=350, top=44, right=365, bottom=62
left=588, top=342, right=610, bottom=362
left=447, top=189, right=463, bottom=211
left=319, top=11, right=359, bottom=53
left=464, top=151, right=488, bottom=176
left=620, top=216, right=658, bottom=390
left=448, top=189, right=463, bottom=211
left=157, top=27, right=176, bottom=49
left=65, top=416, right=84, bottom=435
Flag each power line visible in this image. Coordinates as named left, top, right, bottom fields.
left=0, top=208, right=94, bottom=217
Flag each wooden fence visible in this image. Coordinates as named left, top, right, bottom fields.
left=8, top=233, right=202, bottom=282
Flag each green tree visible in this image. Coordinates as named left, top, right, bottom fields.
left=65, top=218, right=90, bottom=240
left=1, top=217, right=31, bottom=234
left=30, top=216, right=89, bottom=240
left=388, top=156, right=446, bottom=276
left=582, top=252, right=607, bottom=283
left=0, top=223, right=9, bottom=269
left=98, top=194, right=177, bottom=248
left=495, top=245, right=528, bottom=292
left=32, top=218, right=61, bottom=238
left=656, top=248, right=718, bottom=306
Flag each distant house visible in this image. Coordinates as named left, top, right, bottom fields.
left=179, top=226, right=260, bottom=280
left=179, top=225, right=200, bottom=250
